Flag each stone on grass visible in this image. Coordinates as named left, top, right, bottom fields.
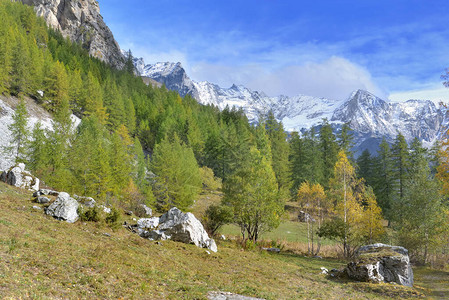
left=140, top=204, right=152, bottom=216
left=207, top=291, right=265, bottom=300
left=73, top=194, right=96, bottom=208
left=345, top=243, right=413, bottom=287
left=1, top=163, right=39, bottom=191
left=298, top=210, right=315, bottom=223
left=36, top=196, right=50, bottom=204
left=135, top=207, right=218, bottom=252
left=33, top=189, right=58, bottom=197
left=45, top=192, right=79, bottom=223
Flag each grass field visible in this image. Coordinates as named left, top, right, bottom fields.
left=0, top=182, right=445, bottom=299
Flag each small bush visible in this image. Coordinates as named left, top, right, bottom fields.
left=203, top=204, right=233, bottom=236
left=199, top=166, right=222, bottom=191
left=78, top=206, right=101, bottom=222
left=105, top=207, right=121, bottom=229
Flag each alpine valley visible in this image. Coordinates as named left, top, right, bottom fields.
left=133, top=56, right=448, bottom=155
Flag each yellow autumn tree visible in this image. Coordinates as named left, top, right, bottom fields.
left=297, top=181, right=329, bottom=255
left=323, top=150, right=385, bottom=257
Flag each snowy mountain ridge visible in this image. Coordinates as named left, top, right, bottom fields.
left=133, top=58, right=448, bottom=154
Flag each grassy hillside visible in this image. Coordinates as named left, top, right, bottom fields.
left=0, top=182, right=439, bottom=299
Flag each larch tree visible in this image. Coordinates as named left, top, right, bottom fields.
left=6, top=97, right=29, bottom=163
left=297, top=181, right=328, bottom=255
left=151, top=134, right=202, bottom=211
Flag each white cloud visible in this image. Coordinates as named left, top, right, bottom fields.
left=389, top=84, right=449, bottom=104
left=191, top=56, right=385, bottom=100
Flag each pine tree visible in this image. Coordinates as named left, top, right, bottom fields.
left=6, top=97, right=29, bottom=163
left=43, top=61, right=69, bottom=112
left=151, top=134, right=202, bottom=211
left=357, top=149, right=374, bottom=186
left=319, top=119, right=339, bottom=188
left=337, top=123, right=354, bottom=161
left=10, top=31, right=30, bottom=96
left=265, top=111, right=290, bottom=195
left=28, top=121, right=50, bottom=176
left=372, top=138, right=394, bottom=221
left=394, top=152, right=448, bottom=263
left=391, top=133, right=409, bottom=201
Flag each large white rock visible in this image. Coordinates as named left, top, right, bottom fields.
left=45, top=192, right=79, bottom=223
left=1, top=163, right=39, bottom=191
left=346, top=243, right=414, bottom=287
left=137, top=207, right=217, bottom=252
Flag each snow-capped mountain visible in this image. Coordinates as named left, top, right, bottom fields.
left=133, top=58, right=447, bottom=155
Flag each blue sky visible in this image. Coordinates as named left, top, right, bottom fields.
left=98, top=0, right=449, bottom=101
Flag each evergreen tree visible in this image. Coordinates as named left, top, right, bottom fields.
left=151, top=134, right=202, bottom=211
left=43, top=60, right=69, bottom=112
left=391, top=133, right=409, bottom=201
left=357, top=149, right=374, bottom=186
left=337, top=123, right=354, bottom=161
left=10, top=31, right=30, bottom=96
left=394, top=152, right=448, bottom=263
left=265, top=111, right=290, bottom=194
left=6, top=97, right=29, bottom=162
left=28, top=121, right=50, bottom=175
left=372, top=138, right=395, bottom=221
left=319, top=119, right=339, bottom=188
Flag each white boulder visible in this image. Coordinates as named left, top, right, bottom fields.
left=346, top=243, right=414, bottom=287
left=135, top=207, right=217, bottom=252
left=45, top=192, right=79, bottom=223
left=1, top=163, right=39, bottom=191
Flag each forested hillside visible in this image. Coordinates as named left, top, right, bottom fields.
left=1, top=0, right=449, bottom=268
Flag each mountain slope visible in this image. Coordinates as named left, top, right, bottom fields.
left=136, top=59, right=446, bottom=154
left=0, top=181, right=428, bottom=299
left=20, top=0, right=125, bottom=68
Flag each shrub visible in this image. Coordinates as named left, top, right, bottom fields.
left=78, top=206, right=101, bottom=222
left=105, top=207, right=121, bottom=229
left=203, top=204, right=233, bottom=236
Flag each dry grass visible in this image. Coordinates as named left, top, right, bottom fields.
left=0, top=182, right=437, bottom=299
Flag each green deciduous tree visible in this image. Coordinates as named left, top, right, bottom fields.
left=223, top=147, right=283, bottom=242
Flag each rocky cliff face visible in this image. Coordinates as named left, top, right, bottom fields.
left=20, top=0, right=124, bottom=68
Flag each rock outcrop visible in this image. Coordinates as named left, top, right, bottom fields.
left=0, top=163, right=39, bottom=191
left=19, top=0, right=124, bottom=68
left=133, top=207, right=218, bottom=252
left=45, top=192, right=79, bottom=223
left=345, top=243, right=414, bottom=287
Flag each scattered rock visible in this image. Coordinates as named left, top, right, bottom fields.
left=1, top=163, right=39, bottom=191
left=261, top=247, right=281, bottom=253
left=345, top=243, right=413, bottom=287
left=139, top=204, right=152, bottom=216
left=220, top=234, right=226, bottom=240
left=320, top=267, right=329, bottom=274
left=99, top=205, right=111, bottom=214
left=207, top=291, right=265, bottom=300
left=32, top=205, right=41, bottom=210
left=45, top=192, right=79, bottom=223
left=103, top=233, right=111, bottom=237
left=298, top=210, right=315, bottom=223
left=33, top=189, right=58, bottom=197
left=73, top=195, right=96, bottom=208
left=36, top=196, right=50, bottom=204
left=124, top=210, right=133, bottom=216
